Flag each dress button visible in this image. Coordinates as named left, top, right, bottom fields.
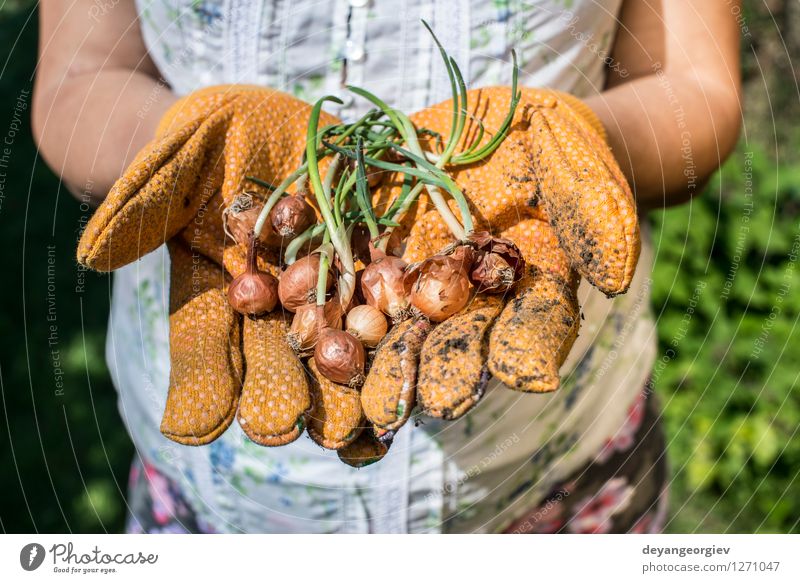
left=349, top=0, right=369, bottom=7
left=346, top=40, right=366, bottom=62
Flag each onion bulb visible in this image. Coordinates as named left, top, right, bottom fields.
left=224, top=193, right=272, bottom=246
left=361, top=254, right=409, bottom=321
left=287, top=301, right=342, bottom=352
left=278, top=254, right=333, bottom=312
left=466, top=231, right=525, bottom=293
left=406, top=255, right=472, bottom=322
left=269, top=194, right=316, bottom=239
left=314, top=328, right=366, bottom=386
left=346, top=304, right=388, bottom=347
left=227, top=237, right=279, bottom=315
left=447, top=243, right=479, bottom=272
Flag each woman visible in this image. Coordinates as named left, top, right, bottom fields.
left=33, top=0, right=741, bottom=533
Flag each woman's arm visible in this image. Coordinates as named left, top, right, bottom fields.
left=33, top=0, right=177, bottom=203
left=585, top=0, right=742, bottom=211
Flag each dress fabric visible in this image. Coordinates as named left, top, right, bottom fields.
left=116, top=0, right=661, bottom=533
left=127, top=385, right=669, bottom=534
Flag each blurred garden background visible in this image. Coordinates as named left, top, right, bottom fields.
left=1, top=1, right=798, bottom=533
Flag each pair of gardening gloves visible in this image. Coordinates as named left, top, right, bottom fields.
left=77, top=84, right=639, bottom=467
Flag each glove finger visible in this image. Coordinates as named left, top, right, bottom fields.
left=307, top=358, right=364, bottom=449
left=78, top=105, right=232, bottom=272
left=174, top=189, right=227, bottom=265
left=361, top=318, right=433, bottom=431
left=161, top=240, right=242, bottom=445
left=337, top=426, right=390, bottom=468
left=530, top=100, right=639, bottom=296
left=500, top=218, right=571, bottom=280
left=417, top=295, right=504, bottom=420
left=237, top=313, right=310, bottom=446
left=488, top=269, right=580, bottom=393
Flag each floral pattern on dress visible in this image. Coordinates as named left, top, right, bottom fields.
left=568, top=477, right=634, bottom=533
left=128, top=388, right=669, bottom=534
left=126, top=458, right=217, bottom=534
left=502, top=387, right=668, bottom=534
left=593, top=390, right=647, bottom=464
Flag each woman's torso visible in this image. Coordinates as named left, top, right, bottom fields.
left=114, top=0, right=656, bottom=533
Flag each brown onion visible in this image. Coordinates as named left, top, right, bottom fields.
left=346, top=304, right=388, bottom=347
left=465, top=231, right=525, bottom=293
left=447, top=244, right=479, bottom=272
left=361, top=253, right=409, bottom=321
left=314, top=328, right=366, bottom=386
left=471, top=253, right=517, bottom=293
left=287, top=302, right=343, bottom=352
left=228, top=272, right=278, bottom=315
left=224, top=193, right=271, bottom=246
left=227, top=237, right=279, bottom=315
left=278, top=254, right=333, bottom=312
left=406, top=255, right=472, bottom=322
left=269, top=194, right=316, bottom=239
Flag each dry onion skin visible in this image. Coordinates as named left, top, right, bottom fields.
left=361, top=254, right=410, bottom=321
left=406, top=255, right=472, bottom=322
left=279, top=254, right=333, bottom=312
left=227, top=237, right=279, bottom=316
left=447, top=243, right=479, bottom=272
left=466, top=231, right=525, bottom=293
left=228, top=270, right=279, bottom=315
left=269, top=194, right=316, bottom=238
left=346, top=304, right=388, bottom=347
left=224, top=193, right=271, bottom=246
left=313, top=328, right=366, bottom=386
left=287, top=302, right=342, bottom=352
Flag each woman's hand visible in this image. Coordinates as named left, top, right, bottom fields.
left=359, top=86, right=639, bottom=429
left=33, top=0, right=177, bottom=203
left=585, top=0, right=742, bottom=211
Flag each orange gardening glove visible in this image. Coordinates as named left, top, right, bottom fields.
left=361, top=86, right=640, bottom=433
left=77, top=86, right=358, bottom=448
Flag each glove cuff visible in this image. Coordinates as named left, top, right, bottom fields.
left=549, top=91, right=608, bottom=143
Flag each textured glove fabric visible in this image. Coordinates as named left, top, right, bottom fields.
left=363, top=87, right=640, bottom=430
left=77, top=87, right=339, bottom=446
left=77, top=84, right=639, bottom=452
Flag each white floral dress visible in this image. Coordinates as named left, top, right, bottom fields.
left=115, top=0, right=660, bottom=533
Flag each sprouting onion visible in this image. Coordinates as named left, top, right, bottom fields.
left=305, top=95, right=358, bottom=310
left=243, top=19, right=523, bottom=337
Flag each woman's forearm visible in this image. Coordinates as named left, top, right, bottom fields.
left=34, top=70, right=176, bottom=203
left=33, top=0, right=177, bottom=204
left=584, top=0, right=742, bottom=212
left=586, top=71, right=741, bottom=212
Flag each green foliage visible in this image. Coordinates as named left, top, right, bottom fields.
left=0, top=4, right=132, bottom=533
left=651, top=145, right=800, bottom=533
